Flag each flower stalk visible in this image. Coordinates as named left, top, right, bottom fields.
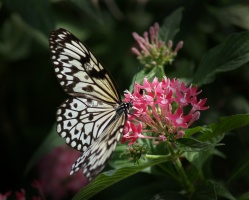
left=167, top=142, right=195, bottom=194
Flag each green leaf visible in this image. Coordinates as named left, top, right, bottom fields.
left=191, top=180, right=216, bottom=200
left=24, top=125, right=64, bottom=176
left=175, top=138, right=216, bottom=151
left=227, top=151, right=249, bottom=183
left=198, top=114, right=249, bottom=142
left=184, top=150, right=212, bottom=170
left=184, top=126, right=212, bottom=137
left=72, top=156, right=171, bottom=200
left=185, top=126, right=224, bottom=146
left=209, top=180, right=236, bottom=200
left=184, top=126, right=205, bottom=137
left=237, top=191, right=249, bottom=200
left=193, top=32, right=249, bottom=85
left=160, top=7, right=184, bottom=42
left=192, top=180, right=236, bottom=200
left=183, top=114, right=249, bottom=170
left=3, top=0, right=54, bottom=35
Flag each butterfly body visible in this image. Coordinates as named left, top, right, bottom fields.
left=49, top=28, right=131, bottom=181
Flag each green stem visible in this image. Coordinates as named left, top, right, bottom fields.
left=145, top=154, right=170, bottom=159
left=158, top=65, right=165, bottom=77
left=167, top=142, right=195, bottom=194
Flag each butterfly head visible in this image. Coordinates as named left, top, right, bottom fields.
left=127, top=101, right=133, bottom=110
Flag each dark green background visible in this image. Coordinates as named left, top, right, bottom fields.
left=1, top=0, right=249, bottom=199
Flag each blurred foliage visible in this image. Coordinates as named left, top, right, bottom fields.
left=1, top=0, right=249, bottom=199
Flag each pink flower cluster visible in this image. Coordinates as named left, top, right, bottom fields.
left=131, top=22, right=183, bottom=67
left=0, top=180, right=44, bottom=200
left=0, top=191, right=11, bottom=200
left=37, top=144, right=88, bottom=200
left=122, top=77, right=209, bottom=145
left=131, top=22, right=163, bottom=57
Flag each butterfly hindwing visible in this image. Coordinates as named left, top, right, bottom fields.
left=56, top=97, right=117, bottom=151
left=70, top=111, right=126, bottom=181
left=49, top=28, right=121, bottom=104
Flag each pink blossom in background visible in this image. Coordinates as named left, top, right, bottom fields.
left=0, top=181, right=44, bottom=200
left=123, top=77, right=209, bottom=145
left=0, top=191, right=11, bottom=200
left=38, top=144, right=88, bottom=200
left=31, top=180, right=45, bottom=200
left=15, top=189, right=25, bottom=200
left=131, top=22, right=184, bottom=67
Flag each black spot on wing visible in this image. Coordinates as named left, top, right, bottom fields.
left=88, top=68, right=107, bottom=79
left=67, top=121, right=72, bottom=127
left=84, top=75, right=89, bottom=80
left=82, top=85, right=94, bottom=92
left=80, top=51, right=91, bottom=64
left=84, top=132, right=92, bottom=139
left=87, top=99, right=92, bottom=104
left=88, top=113, right=94, bottom=120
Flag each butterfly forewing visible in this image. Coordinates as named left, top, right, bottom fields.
left=57, top=97, right=117, bottom=152
left=49, top=28, right=121, bottom=105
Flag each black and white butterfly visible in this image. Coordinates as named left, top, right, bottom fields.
left=49, top=28, right=132, bottom=181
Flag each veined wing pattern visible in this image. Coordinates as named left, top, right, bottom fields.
left=49, top=28, right=131, bottom=181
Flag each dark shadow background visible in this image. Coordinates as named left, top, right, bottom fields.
left=1, top=0, right=249, bottom=199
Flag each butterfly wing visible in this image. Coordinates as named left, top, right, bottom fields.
left=49, top=28, right=122, bottom=150
left=49, top=28, right=121, bottom=105
left=70, top=110, right=127, bottom=181
left=57, top=97, right=117, bottom=151
left=49, top=28, right=129, bottom=180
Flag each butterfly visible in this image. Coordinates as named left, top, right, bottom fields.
left=49, top=28, right=132, bottom=181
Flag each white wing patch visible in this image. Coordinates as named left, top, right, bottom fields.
left=57, top=97, right=116, bottom=151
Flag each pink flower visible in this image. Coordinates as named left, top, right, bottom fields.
left=0, top=181, right=45, bottom=200
left=168, top=107, right=192, bottom=128
left=15, top=189, right=25, bottom=200
left=191, top=97, right=209, bottom=112
left=31, top=180, right=45, bottom=200
left=37, top=144, right=88, bottom=200
left=122, top=122, right=144, bottom=145
left=131, top=22, right=184, bottom=67
left=0, top=191, right=11, bottom=200
left=122, top=77, right=209, bottom=144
